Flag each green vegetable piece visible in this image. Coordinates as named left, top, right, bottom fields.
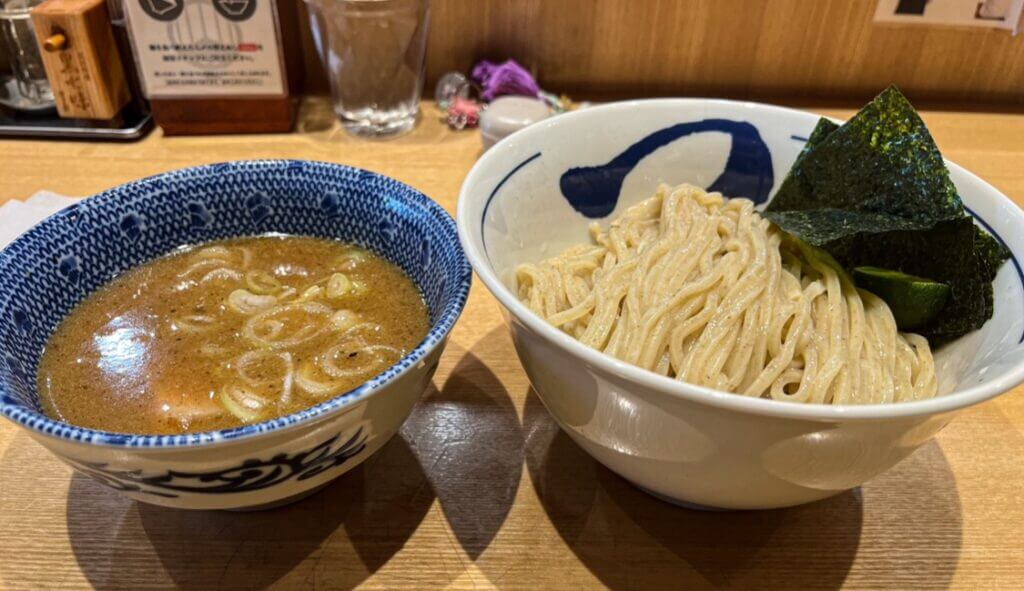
left=828, top=217, right=991, bottom=345
left=768, top=86, right=963, bottom=226
left=852, top=267, right=951, bottom=330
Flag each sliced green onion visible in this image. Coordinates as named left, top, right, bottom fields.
left=245, top=270, right=282, bottom=295
left=219, top=385, right=268, bottom=423
left=296, top=285, right=323, bottom=302
left=335, top=250, right=368, bottom=271
left=175, top=314, right=217, bottom=332
left=326, top=273, right=354, bottom=299
left=227, top=289, right=277, bottom=314
left=330, top=309, right=361, bottom=332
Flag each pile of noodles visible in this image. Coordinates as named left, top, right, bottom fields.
left=516, top=184, right=937, bottom=405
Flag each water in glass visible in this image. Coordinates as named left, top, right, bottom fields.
left=307, top=0, right=429, bottom=138
left=0, top=0, right=54, bottom=107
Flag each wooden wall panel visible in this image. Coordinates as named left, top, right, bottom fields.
left=295, top=0, right=1024, bottom=105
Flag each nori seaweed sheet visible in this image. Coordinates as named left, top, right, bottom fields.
left=764, top=208, right=925, bottom=246
left=764, top=86, right=1009, bottom=344
left=974, top=226, right=1011, bottom=284
left=767, top=86, right=963, bottom=226
left=797, top=118, right=839, bottom=160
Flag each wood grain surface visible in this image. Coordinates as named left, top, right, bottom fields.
left=295, top=0, right=1024, bottom=106
left=30, top=0, right=131, bottom=120
left=1, top=99, right=1024, bottom=590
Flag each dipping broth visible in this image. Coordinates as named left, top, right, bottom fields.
left=37, top=236, right=430, bottom=435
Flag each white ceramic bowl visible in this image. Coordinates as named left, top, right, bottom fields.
left=457, top=99, right=1024, bottom=509
left=0, top=161, right=471, bottom=510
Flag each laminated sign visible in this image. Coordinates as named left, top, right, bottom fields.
left=124, top=0, right=286, bottom=98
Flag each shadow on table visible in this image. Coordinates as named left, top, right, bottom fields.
left=522, top=389, right=963, bottom=590
left=64, top=335, right=523, bottom=589
left=402, top=339, right=524, bottom=559
left=66, top=430, right=435, bottom=590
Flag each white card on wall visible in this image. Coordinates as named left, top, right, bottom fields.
left=874, top=0, right=1024, bottom=32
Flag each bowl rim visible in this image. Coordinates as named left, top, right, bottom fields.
left=0, top=159, right=473, bottom=449
left=457, top=97, right=1024, bottom=422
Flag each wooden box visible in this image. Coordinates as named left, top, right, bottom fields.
left=31, top=0, right=131, bottom=120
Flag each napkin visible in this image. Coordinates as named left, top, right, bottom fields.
left=0, top=191, right=79, bottom=248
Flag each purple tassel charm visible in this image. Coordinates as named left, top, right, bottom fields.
left=471, top=59, right=541, bottom=102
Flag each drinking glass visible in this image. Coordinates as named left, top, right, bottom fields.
left=0, top=0, right=53, bottom=107
left=306, top=0, right=429, bottom=138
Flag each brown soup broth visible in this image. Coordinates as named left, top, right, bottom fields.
left=36, top=236, right=430, bottom=435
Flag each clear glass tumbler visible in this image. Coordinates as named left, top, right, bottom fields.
left=0, top=0, right=53, bottom=107
left=306, top=0, right=429, bottom=138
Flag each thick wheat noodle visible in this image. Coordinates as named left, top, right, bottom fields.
left=516, top=184, right=937, bottom=405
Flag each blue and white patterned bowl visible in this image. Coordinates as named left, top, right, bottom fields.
left=0, top=160, right=471, bottom=510
left=458, top=99, right=1024, bottom=509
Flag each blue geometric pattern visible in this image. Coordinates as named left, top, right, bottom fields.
left=0, top=160, right=471, bottom=448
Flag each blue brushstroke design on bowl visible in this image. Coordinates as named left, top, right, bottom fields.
left=559, top=118, right=774, bottom=218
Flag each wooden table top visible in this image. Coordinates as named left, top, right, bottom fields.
left=2, top=99, right=1024, bottom=590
